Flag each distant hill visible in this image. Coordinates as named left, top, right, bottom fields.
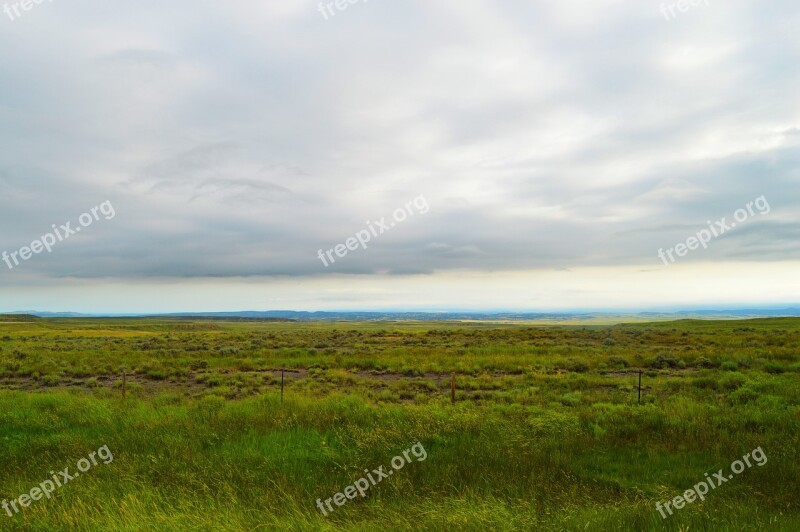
left=0, top=314, right=39, bottom=322
left=154, top=315, right=295, bottom=323
left=6, top=311, right=86, bottom=318
left=5, top=308, right=800, bottom=322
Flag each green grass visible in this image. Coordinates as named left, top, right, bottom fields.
left=0, top=317, right=798, bottom=530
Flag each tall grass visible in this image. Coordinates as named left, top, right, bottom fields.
left=0, top=386, right=797, bottom=530
left=0, top=318, right=798, bottom=529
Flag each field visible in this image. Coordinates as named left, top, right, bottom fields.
left=0, top=317, right=799, bottom=531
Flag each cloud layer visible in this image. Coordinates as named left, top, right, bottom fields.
left=1, top=0, right=798, bottom=310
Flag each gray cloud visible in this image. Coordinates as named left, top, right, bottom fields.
left=0, top=0, right=799, bottom=308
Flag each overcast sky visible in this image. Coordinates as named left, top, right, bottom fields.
left=1, top=0, right=799, bottom=313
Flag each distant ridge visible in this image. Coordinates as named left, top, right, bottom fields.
left=0, top=314, right=39, bottom=322
left=4, top=308, right=800, bottom=322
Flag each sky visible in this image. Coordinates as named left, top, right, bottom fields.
left=1, top=0, right=799, bottom=313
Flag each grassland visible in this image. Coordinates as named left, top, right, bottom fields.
left=0, top=317, right=798, bottom=530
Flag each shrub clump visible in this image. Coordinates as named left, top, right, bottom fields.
left=651, top=355, right=680, bottom=369
left=556, top=359, right=590, bottom=373
left=720, top=373, right=746, bottom=390
left=190, top=359, right=209, bottom=370
left=765, top=362, right=785, bottom=374
left=607, top=356, right=629, bottom=369
left=694, top=357, right=716, bottom=369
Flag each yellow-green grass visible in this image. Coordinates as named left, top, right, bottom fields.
left=0, top=318, right=798, bottom=530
